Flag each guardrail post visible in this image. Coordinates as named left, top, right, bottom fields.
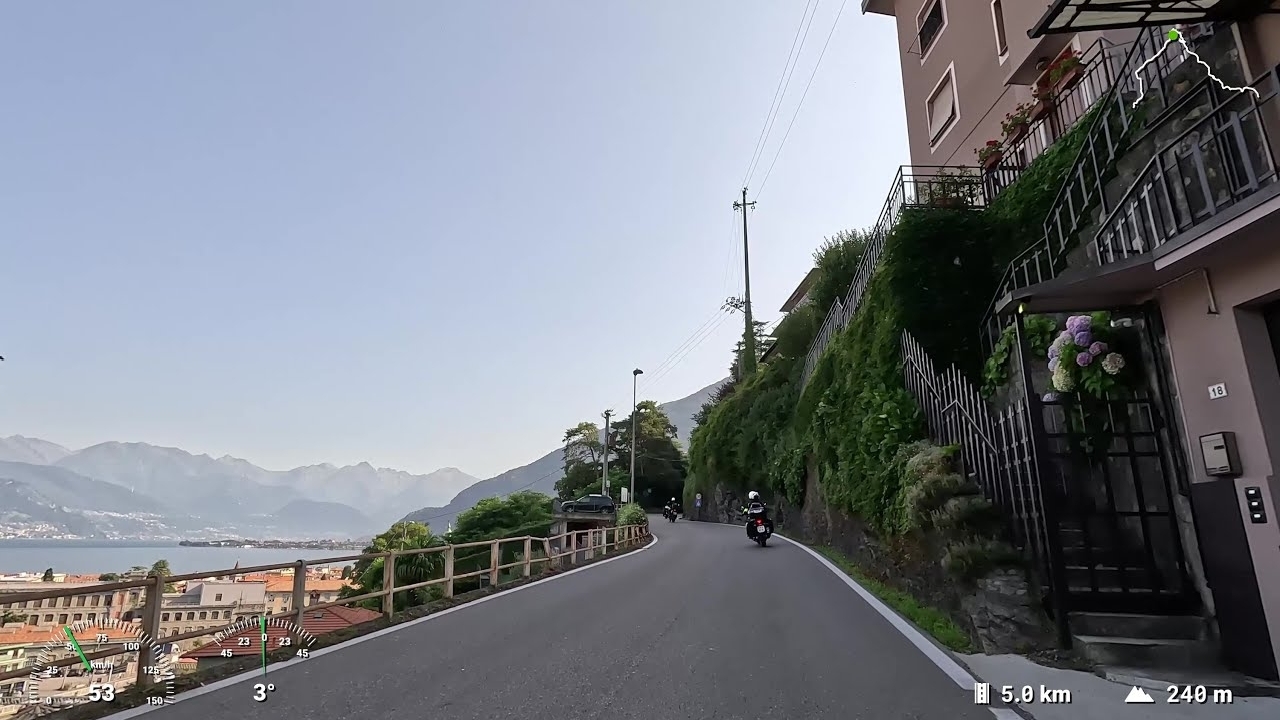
left=381, top=551, right=396, bottom=619
left=522, top=538, right=532, bottom=577
left=489, top=539, right=501, bottom=586
left=136, top=573, right=163, bottom=688
left=541, top=538, right=553, bottom=570
left=444, top=545, right=455, bottom=598
left=290, top=560, right=306, bottom=627
left=569, top=532, right=578, bottom=564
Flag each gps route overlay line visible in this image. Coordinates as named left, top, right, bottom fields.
left=1133, top=27, right=1260, bottom=108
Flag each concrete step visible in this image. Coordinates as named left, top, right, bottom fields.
left=1069, top=611, right=1209, bottom=641
left=1074, top=634, right=1220, bottom=671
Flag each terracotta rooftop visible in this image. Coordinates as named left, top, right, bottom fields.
left=62, top=575, right=105, bottom=584
left=263, top=578, right=348, bottom=593
left=180, top=605, right=379, bottom=659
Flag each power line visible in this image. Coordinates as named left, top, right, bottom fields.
left=636, top=306, right=728, bottom=394
left=754, top=0, right=849, bottom=198
left=640, top=311, right=734, bottom=391
left=638, top=308, right=734, bottom=394
left=742, top=0, right=821, bottom=187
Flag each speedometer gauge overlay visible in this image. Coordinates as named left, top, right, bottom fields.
left=27, top=618, right=174, bottom=711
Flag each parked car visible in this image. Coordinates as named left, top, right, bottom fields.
left=561, top=494, right=616, bottom=514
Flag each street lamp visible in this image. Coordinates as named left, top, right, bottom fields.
left=630, top=368, right=643, bottom=503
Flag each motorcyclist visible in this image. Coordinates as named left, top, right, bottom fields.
left=669, top=497, right=682, bottom=515
left=741, top=491, right=771, bottom=527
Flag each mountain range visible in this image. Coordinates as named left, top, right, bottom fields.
left=0, top=378, right=724, bottom=540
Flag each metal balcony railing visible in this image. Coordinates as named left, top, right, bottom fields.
left=1093, top=68, right=1280, bottom=265
left=984, top=38, right=1129, bottom=199
left=982, top=25, right=1219, bottom=345
left=801, top=166, right=987, bottom=387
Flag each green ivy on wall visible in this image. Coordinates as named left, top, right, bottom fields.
left=687, top=107, right=1103, bottom=534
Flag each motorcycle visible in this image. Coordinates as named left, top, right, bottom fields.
left=742, top=504, right=772, bottom=547
left=662, top=505, right=678, bottom=522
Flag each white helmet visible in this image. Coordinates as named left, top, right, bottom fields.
left=748, top=491, right=760, bottom=501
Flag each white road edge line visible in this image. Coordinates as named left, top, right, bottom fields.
left=101, top=533, right=660, bottom=719
left=775, top=533, right=1020, bottom=720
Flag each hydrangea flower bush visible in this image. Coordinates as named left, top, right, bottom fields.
left=1042, top=313, right=1128, bottom=402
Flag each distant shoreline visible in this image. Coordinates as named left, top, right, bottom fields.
left=178, top=539, right=366, bottom=550
left=0, top=538, right=367, bottom=550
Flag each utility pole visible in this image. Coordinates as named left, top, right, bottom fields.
left=733, top=187, right=758, bottom=377
left=602, top=410, right=613, bottom=497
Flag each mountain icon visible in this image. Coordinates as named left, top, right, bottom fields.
left=1124, top=686, right=1155, bottom=704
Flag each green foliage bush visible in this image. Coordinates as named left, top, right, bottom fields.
left=933, top=495, right=1006, bottom=540
left=688, top=356, right=805, bottom=505
left=942, top=539, right=1024, bottom=583
left=808, top=228, right=869, bottom=313
left=903, top=472, right=976, bottom=531
left=616, top=502, right=647, bottom=527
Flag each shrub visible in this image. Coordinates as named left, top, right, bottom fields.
left=616, top=503, right=647, bottom=527
left=903, top=473, right=976, bottom=531
left=933, top=495, right=1005, bottom=540
left=942, top=539, right=1023, bottom=583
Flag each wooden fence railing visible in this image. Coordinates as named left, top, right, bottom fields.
left=0, top=523, right=651, bottom=690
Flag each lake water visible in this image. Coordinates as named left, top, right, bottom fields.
left=0, top=540, right=357, bottom=575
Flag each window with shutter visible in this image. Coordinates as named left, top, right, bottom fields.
left=925, top=67, right=957, bottom=146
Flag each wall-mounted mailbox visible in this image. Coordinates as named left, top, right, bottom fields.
left=1244, top=486, right=1267, bottom=524
left=1199, top=432, right=1242, bottom=477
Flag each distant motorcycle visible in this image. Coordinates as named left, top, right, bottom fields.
left=662, top=504, right=678, bottom=522
left=742, top=502, right=772, bottom=547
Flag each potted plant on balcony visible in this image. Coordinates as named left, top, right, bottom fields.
left=1028, top=84, right=1054, bottom=123
left=976, top=140, right=1003, bottom=171
left=1001, top=102, right=1033, bottom=145
left=1048, top=48, right=1084, bottom=94
left=925, top=168, right=978, bottom=208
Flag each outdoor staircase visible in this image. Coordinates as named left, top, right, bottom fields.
left=984, top=24, right=1252, bottom=343
left=1070, top=611, right=1216, bottom=670
left=1070, top=611, right=1280, bottom=696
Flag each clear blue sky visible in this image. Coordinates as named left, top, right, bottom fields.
left=0, top=1, right=907, bottom=479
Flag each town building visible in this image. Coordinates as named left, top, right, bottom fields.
left=155, top=581, right=265, bottom=648
left=760, top=268, right=820, bottom=364
left=0, top=623, right=143, bottom=714
left=0, top=638, right=27, bottom=702
left=785, top=0, right=1280, bottom=683
left=263, top=578, right=347, bottom=615
left=0, top=582, right=127, bottom=629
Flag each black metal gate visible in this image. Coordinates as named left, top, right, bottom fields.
left=901, top=308, right=1200, bottom=633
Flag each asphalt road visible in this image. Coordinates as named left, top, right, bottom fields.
left=133, top=519, right=992, bottom=720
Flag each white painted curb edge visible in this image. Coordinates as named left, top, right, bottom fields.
left=103, top=533, right=660, bottom=718
left=775, top=533, right=1027, bottom=720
